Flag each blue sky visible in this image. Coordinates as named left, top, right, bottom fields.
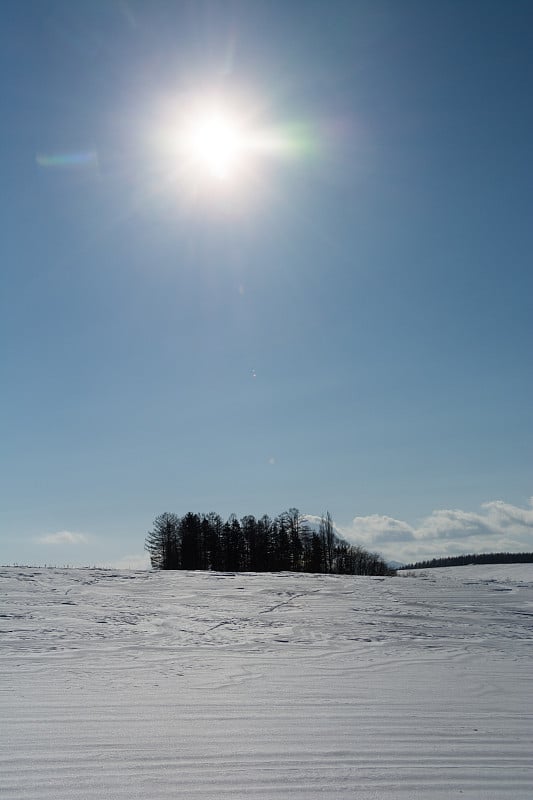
left=1, top=0, right=532, bottom=567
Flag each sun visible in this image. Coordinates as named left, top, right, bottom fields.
left=177, top=105, right=250, bottom=182
left=182, top=111, right=246, bottom=180
left=151, top=90, right=307, bottom=203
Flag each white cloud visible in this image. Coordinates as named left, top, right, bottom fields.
left=347, top=514, right=415, bottom=544
left=482, top=499, right=533, bottom=528
left=37, top=531, right=88, bottom=546
left=336, top=498, right=533, bottom=564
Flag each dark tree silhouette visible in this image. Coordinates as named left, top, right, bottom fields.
left=145, top=512, right=180, bottom=569
left=320, top=511, right=336, bottom=574
left=402, top=552, right=533, bottom=570
left=309, top=532, right=325, bottom=573
left=145, top=508, right=395, bottom=576
left=180, top=512, right=202, bottom=569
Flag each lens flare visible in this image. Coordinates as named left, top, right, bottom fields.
left=36, top=151, right=98, bottom=169
left=149, top=90, right=321, bottom=209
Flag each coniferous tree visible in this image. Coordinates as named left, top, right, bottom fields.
left=309, top=532, right=325, bottom=573
left=241, top=515, right=258, bottom=571
left=144, top=508, right=395, bottom=576
left=256, top=515, right=272, bottom=571
left=402, top=551, right=533, bottom=570
left=320, top=512, right=336, bottom=574
left=180, top=512, right=202, bottom=569
left=145, top=512, right=180, bottom=569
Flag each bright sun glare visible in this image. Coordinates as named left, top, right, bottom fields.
left=179, top=106, right=249, bottom=181
left=174, top=105, right=251, bottom=181
left=155, top=91, right=307, bottom=200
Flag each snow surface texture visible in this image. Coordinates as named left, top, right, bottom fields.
left=1, top=565, right=532, bottom=799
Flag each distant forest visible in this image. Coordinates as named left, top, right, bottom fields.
left=145, top=509, right=395, bottom=576
left=401, top=552, right=533, bottom=569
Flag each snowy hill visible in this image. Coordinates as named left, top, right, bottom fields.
left=1, top=564, right=532, bottom=799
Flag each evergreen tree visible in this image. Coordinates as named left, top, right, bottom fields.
left=180, top=512, right=202, bottom=569
left=144, top=508, right=395, bottom=577
left=145, top=512, right=180, bottom=569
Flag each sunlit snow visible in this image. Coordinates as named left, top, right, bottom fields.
left=1, top=564, right=532, bottom=799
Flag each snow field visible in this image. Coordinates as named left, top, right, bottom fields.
left=1, top=565, right=532, bottom=798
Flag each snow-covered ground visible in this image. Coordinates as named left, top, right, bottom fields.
left=1, top=564, right=532, bottom=799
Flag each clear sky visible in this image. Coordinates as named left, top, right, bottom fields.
left=1, top=0, right=532, bottom=567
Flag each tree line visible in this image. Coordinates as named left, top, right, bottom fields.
left=401, top=552, right=533, bottom=570
left=145, top=509, right=395, bottom=576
